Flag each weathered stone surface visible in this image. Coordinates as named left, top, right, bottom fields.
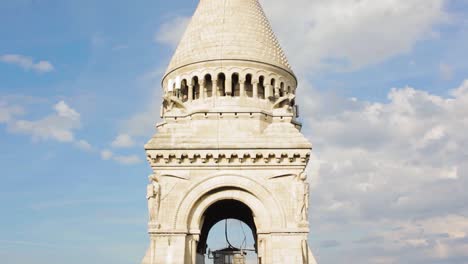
left=141, top=0, right=318, bottom=263
left=166, top=0, right=292, bottom=77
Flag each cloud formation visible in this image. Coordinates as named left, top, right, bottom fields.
left=0, top=101, right=24, bottom=123
left=146, top=3, right=465, bottom=262
left=0, top=54, right=54, bottom=73
left=152, top=0, right=448, bottom=74
left=111, top=133, right=136, bottom=148
left=117, top=79, right=164, bottom=139
left=74, top=139, right=93, bottom=151
left=1, top=96, right=144, bottom=166
left=154, top=16, right=191, bottom=47
left=100, top=149, right=142, bottom=165
left=262, top=0, right=447, bottom=72
left=8, top=101, right=80, bottom=142
left=302, top=80, right=468, bottom=263
left=100, top=149, right=114, bottom=160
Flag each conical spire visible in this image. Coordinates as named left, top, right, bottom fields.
left=165, top=0, right=293, bottom=77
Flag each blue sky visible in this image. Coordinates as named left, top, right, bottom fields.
left=1, top=0, right=468, bottom=263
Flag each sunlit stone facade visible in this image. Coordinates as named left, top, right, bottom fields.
left=141, top=0, right=318, bottom=263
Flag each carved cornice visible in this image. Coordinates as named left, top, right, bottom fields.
left=146, top=149, right=311, bottom=167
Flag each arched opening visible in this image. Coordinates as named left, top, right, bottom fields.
left=172, top=82, right=177, bottom=96
left=258, top=76, right=265, bottom=99
left=205, top=74, right=213, bottom=98
left=270, top=79, right=276, bottom=89
left=181, top=79, right=189, bottom=102
left=232, top=73, right=240, bottom=97
left=270, top=78, right=277, bottom=99
left=217, top=73, right=226, bottom=97
left=279, top=82, right=285, bottom=97
left=197, top=200, right=258, bottom=264
left=193, top=76, right=200, bottom=100
left=245, top=74, right=253, bottom=98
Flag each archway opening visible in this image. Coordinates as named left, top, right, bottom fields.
left=217, top=73, right=226, bottom=97
left=245, top=74, right=253, bottom=97
left=193, top=76, right=200, bottom=100
left=205, top=74, right=213, bottom=98
left=258, top=76, right=265, bottom=99
left=181, top=79, right=188, bottom=102
left=232, top=73, right=240, bottom=97
left=198, top=200, right=258, bottom=264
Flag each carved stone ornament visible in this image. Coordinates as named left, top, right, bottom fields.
left=146, top=174, right=161, bottom=224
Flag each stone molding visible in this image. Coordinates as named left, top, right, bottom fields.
left=146, top=149, right=311, bottom=167
left=148, top=229, right=311, bottom=235
left=174, top=174, right=285, bottom=230
left=163, top=60, right=297, bottom=93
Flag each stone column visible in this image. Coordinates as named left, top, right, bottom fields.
left=212, top=78, right=218, bottom=98
left=253, top=81, right=259, bottom=98
left=141, top=234, right=187, bottom=264
left=239, top=78, right=246, bottom=97
left=267, top=234, right=313, bottom=264
left=200, top=79, right=206, bottom=100
left=265, top=84, right=273, bottom=99
left=218, top=78, right=224, bottom=96
left=188, top=84, right=193, bottom=102
left=257, top=236, right=266, bottom=264
left=226, top=76, right=232, bottom=96
left=191, top=238, right=197, bottom=264
left=274, top=85, right=280, bottom=98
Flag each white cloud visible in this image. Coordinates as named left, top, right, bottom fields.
left=147, top=4, right=462, bottom=262
left=151, top=0, right=447, bottom=73
left=120, top=107, right=160, bottom=138
left=1, top=97, right=144, bottom=167
left=74, top=140, right=93, bottom=151
left=368, top=215, right=468, bottom=260
left=154, top=16, right=191, bottom=47
left=303, top=80, right=468, bottom=262
left=100, top=149, right=141, bottom=165
left=118, top=84, right=162, bottom=138
left=54, top=101, right=80, bottom=119
left=114, top=65, right=167, bottom=139
left=261, top=0, right=448, bottom=72
left=418, top=125, right=446, bottom=148
left=0, top=101, right=24, bottom=123
left=8, top=101, right=80, bottom=142
left=101, top=150, right=113, bottom=160
left=0, top=54, right=54, bottom=73
left=111, top=134, right=135, bottom=148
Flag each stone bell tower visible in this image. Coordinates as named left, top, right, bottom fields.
left=141, top=0, right=317, bottom=263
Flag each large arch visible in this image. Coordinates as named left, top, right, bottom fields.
left=174, top=175, right=286, bottom=232
left=195, top=199, right=257, bottom=254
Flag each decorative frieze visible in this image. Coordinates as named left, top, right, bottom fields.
left=146, top=149, right=310, bottom=167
